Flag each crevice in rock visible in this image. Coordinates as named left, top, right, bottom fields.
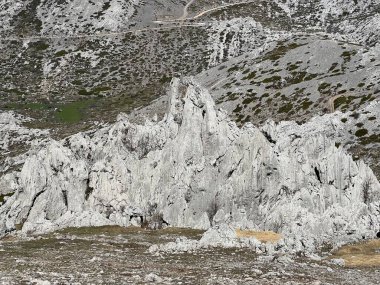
left=314, top=167, right=322, bottom=183
left=227, top=157, right=243, bottom=178
left=62, top=190, right=68, bottom=207
left=24, top=190, right=45, bottom=223
left=207, top=197, right=218, bottom=222
left=262, top=131, right=277, bottom=144
left=85, top=179, right=94, bottom=200
left=212, top=152, right=226, bottom=167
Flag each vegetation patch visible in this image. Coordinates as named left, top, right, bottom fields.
left=334, top=96, right=347, bottom=109
left=261, top=42, right=304, bottom=62
left=331, top=239, right=380, bottom=267
left=358, top=82, right=365, bottom=88
left=57, top=100, right=95, bottom=123
left=0, top=193, right=14, bottom=205
left=32, top=41, right=50, bottom=51
left=355, top=128, right=368, bottom=137
left=360, top=134, right=380, bottom=145
left=227, top=65, right=240, bottom=73
left=278, top=102, right=293, bottom=113
left=318, top=82, right=331, bottom=93
left=236, top=229, right=282, bottom=243
left=55, top=50, right=68, bottom=57
left=25, top=103, right=49, bottom=110
left=262, top=75, right=281, bottom=84
left=242, top=71, right=257, bottom=80
left=302, top=100, right=313, bottom=110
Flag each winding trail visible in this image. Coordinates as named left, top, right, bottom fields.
left=179, top=0, right=196, bottom=20
left=328, top=95, right=343, bottom=113
left=192, top=1, right=255, bottom=19
left=156, top=0, right=255, bottom=22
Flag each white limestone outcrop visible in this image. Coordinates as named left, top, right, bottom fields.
left=0, top=77, right=379, bottom=252
left=148, top=224, right=264, bottom=254
left=207, top=17, right=291, bottom=66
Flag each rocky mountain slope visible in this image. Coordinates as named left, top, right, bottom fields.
left=1, top=0, right=379, bottom=178
left=1, top=78, right=379, bottom=253
left=1, top=1, right=378, bottom=124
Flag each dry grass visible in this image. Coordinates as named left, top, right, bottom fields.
left=331, top=239, right=380, bottom=267
left=236, top=229, right=282, bottom=243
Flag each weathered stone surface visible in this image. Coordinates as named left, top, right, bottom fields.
left=0, top=77, right=379, bottom=252
left=148, top=224, right=264, bottom=254
left=0, top=111, right=50, bottom=197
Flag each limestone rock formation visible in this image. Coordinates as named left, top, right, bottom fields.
left=207, top=17, right=291, bottom=66
left=0, top=77, right=379, bottom=252
left=0, top=111, right=50, bottom=198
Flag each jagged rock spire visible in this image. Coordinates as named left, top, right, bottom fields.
left=0, top=77, right=379, bottom=252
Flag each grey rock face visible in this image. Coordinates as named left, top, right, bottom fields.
left=207, top=17, right=291, bottom=66
left=0, top=78, right=379, bottom=252
left=0, top=111, right=50, bottom=197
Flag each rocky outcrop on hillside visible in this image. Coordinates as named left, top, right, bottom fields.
left=0, top=111, right=50, bottom=174
left=0, top=111, right=50, bottom=203
left=0, top=78, right=379, bottom=252
left=275, top=0, right=380, bottom=46
left=207, top=17, right=291, bottom=66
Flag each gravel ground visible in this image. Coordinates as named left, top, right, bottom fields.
left=0, top=227, right=379, bottom=285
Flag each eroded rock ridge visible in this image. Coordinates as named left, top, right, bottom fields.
left=0, top=78, right=379, bottom=252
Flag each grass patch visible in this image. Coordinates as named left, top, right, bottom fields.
left=25, top=103, right=49, bottom=110
left=56, top=100, right=95, bottom=123
left=236, top=229, right=282, bottom=243
left=331, top=239, right=380, bottom=267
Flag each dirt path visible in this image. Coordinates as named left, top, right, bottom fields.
left=179, top=0, right=196, bottom=20
left=328, top=95, right=343, bottom=113
left=156, top=0, right=255, bottom=22
left=192, top=1, right=254, bottom=19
